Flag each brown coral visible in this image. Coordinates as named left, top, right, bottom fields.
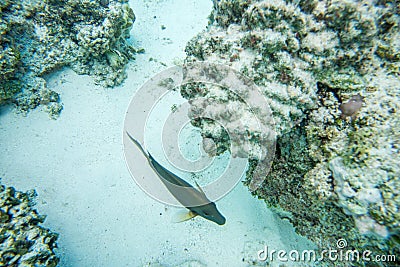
left=339, top=93, right=363, bottom=119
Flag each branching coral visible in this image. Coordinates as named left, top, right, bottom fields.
left=0, top=0, right=139, bottom=117
left=183, top=0, right=400, bottom=262
left=0, top=183, right=59, bottom=266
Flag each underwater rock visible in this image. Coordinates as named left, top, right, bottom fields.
left=183, top=0, right=400, bottom=262
left=202, top=137, right=218, bottom=156
left=0, top=182, right=59, bottom=266
left=0, top=0, right=139, bottom=118
left=329, top=157, right=389, bottom=237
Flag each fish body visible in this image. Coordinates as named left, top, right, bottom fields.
left=126, top=131, right=226, bottom=225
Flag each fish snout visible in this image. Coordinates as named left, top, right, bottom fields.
left=215, top=215, right=226, bottom=225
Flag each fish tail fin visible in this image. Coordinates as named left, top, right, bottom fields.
left=125, top=131, right=149, bottom=159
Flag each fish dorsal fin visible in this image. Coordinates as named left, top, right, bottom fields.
left=195, top=181, right=206, bottom=196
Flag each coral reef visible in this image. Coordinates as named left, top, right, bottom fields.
left=183, top=0, right=400, bottom=263
left=0, top=182, right=59, bottom=266
left=0, top=0, right=139, bottom=118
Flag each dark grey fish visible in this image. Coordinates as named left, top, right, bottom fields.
left=126, top=131, right=226, bottom=225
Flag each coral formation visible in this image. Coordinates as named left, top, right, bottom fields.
left=0, top=0, right=139, bottom=118
left=339, top=93, right=363, bottom=119
left=0, top=182, right=59, bottom=266
left=182, top=0, right=400, bottom=263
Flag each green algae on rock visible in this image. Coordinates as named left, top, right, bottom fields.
left=0, top=0, right=139, bottom=118
left=183, top=0, right=400, bottom=263
left=0, top=183, right=59, bottom=266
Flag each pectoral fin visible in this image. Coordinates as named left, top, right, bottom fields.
left=195, top=181, right=206, bottom=196
left=172, top=210, right=197, bottom=223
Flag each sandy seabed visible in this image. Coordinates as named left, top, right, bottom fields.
left=0, top=0, right=314, bottom=266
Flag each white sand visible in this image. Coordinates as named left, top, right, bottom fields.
left=0, top=0, right=314, bottom=266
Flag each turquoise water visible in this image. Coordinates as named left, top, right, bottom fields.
left=0, top=0, right=314, bottom=266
